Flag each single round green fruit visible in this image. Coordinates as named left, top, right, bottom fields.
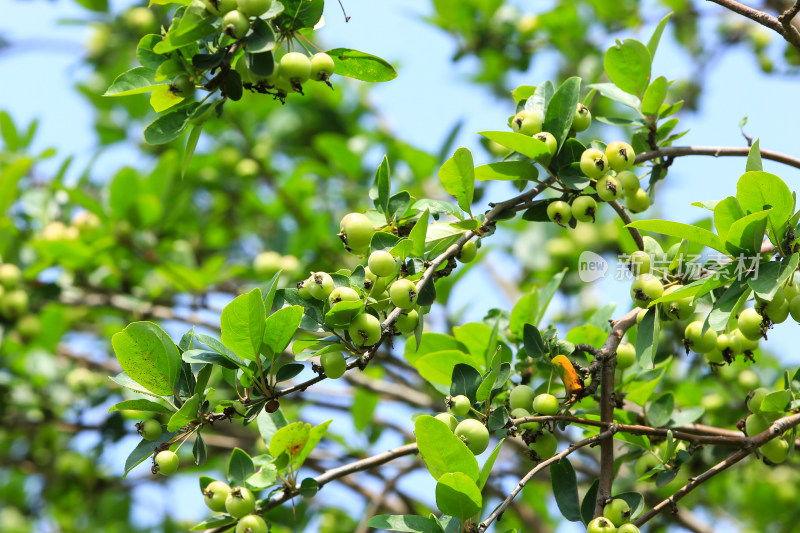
left=328, top=286, right=360, bottom=306
left=0, top=289, right=29, bottom=318
left=170, top=75, right=195, bottom=98
left=784, top=281, right=800, bottom=302
left=348, top=312, right=382, bottom=347
left=155, top=450, right=179, bottom=476
left=603, top=498, right=632, bottom=527
left=253, top=251, right=282, bottom=277
left=321, top=351, right=347, bottom=379
left=236, top=514, right=268, bottom=533
left=705, top=349, right=725, bottom=364
left=572, top=196, right=597, bottom=223
left=533, top=131, right=557, bottom=165
left=363, top=267, right=387, bottom=294
left=790, top=295, right=800, bottom=322
left=572, top=103, right=591, bottom=132
left=140, top=419, right=162, bottom=441
left=634, top=452, right=660, bottom=478
left=310, top=52, right=335, bottom=81
left=509, top=385, right=536, bottom=411
left=529, top=431, right=557, bottom=459
left=745, top=413, right=771, bottom=436
left=684, top=321, right=718, bottom=354
left=434, top=412, right=458, bottom=432
left=222, top=10, right=250, bottom=39
left=449, top=394, right=471, bottom=416
left=532, top=393, right=559, bottom=416
left=596, top=175, right=621, bottom=202
left=617, top=524, right=641, bottom=533
left=205, top=0, right=237, bottom=16
left=279, top=52, right=312, bottom=83
left=630, top=273, right=663, bottom=308
left=226, top=487, right=256, bottom=518
left=0, top=264, right=22, bottom=288
left=616, top=342, right=636, bottom=369
left=307, top=272, right=335, bottom=300
left=458, top=240, right=477, bottom=263
left=16, top=314, right=41, bottom=339
left=389, top=278, right=418, bottom=310
left=510, top=408, right=540, bottom=430
left=625, top=188, right=650, bottom=213
left=636, top=309, right=647, bottom=324
left=237, top=0, right=272, bottom=17
left=203, top=480, right=231, bottom=512
left=761, top=437, right=789, bottom=464
left=627, top=250, right=651, bottom=275
left=368, top=250, right=398, bottom=278
left=733, top=328, right=759, bottom=352
left=298, top=278, right=313, bottom=300
left=547, top=200, right=572, bottom=226
left=454, top=419, right=490, bottom=455
left=748, top=388, right=769, bottom=414
left=395, top=309, right=419, bottom=334
left=605, top=141, right=635, bottom=172
left=340, top=213, right=374, bottom=252
left=616, top=170, right=640, bottom=193
left=716, top=332, right=743, bottom=356
left=760, top=293, right=790, bottom=324
left=587, top=517, right=617, bottom=533
left=511, top=110, right=543, bottom=135
left=580, top=148, right=609, bottom=179
left=664, top=286, right=695, bottom=321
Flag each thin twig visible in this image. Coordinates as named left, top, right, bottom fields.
left=609, top=200, right=644, bottom=250
left=635, top=145, right=800, bottom=170
left=707, top=0, right=800, bottom=53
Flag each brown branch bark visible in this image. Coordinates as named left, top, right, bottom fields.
left=635, top=145, right=800, bottom=170
left=707, top=0, right=800, bottom=53
left=609, top=200, right=644, bottom=251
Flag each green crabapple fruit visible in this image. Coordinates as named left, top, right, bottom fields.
left=155, top=450, right=179, bottom=476
left=310, top=52, right=335, bottom=81
left=511, top=110, right=543, bottom=135
left=205, top=0, right=237, bottom=16
left=307, top=272, right=335, bottom=300
left=603, top=498, right=632, bottom=527
left=547, top=201, right=572, bottom=226
left=745, top=413, right=770, bottom=436
left=625, top=188, right=650, bottom=213
left=328, top=286, right=360, bottom=305
left=716, top=332, right=743, bottom=356
left=368, top=250, right=397, bottom=278
left=705, top=349, right=725, bottom=364
left=790, top=295, right=800, bottom=322
left=320, top=351, right=347, bottom=379
left=203, top=480, right=232, bottom=512
left=140, top=419, right=162, bottom=441
left=634, top=452, right=661, bottom=478
left=457, top=240, right=477, bottom=263
left=509, top=384, right=536, bottom=411
left=363, top=267, right=387, bottom=294
left=596, top=175, right=621, bottom=202
left=253, top=251, right=282, bottom=277
left=630, top=273, right=664, bottom=308
left=761, top=437, right=790, bottom=463
left=170, top=75, right=195, bottom=98
left=389, top=278, right=418, bottom=310
left=237, top=0, right=272, bottom=17
left=434, top=412, right=458, bottom=432
left=348, top=313, right=382, bottom=347
left=580, top=148, right=609, bottom=179
left=448, top=394, right=471, bottom=416
left=605, top=141, right=635, bottom=172
left=454, top=419, right=490, bottom=455
left=627, top=250, right=651, bottom=275
left=571, top=196, right=597, bottom=223
left=572, top=103, right=591, bottom=132
left=533, top=131, right=557, bottom=165
left=785, top=281, right=800, bottom=301
left=225, top=487, right=256, bottom=518
left=279, top=52, right=312, bottom=83
left=734, top=329, right=759, bottom=352
left=616, top=342, right=636, bottom=369
left=617, top=524, right=641, bottom=533
left=684, top=321, right=718, bottom=354
left=236, top=514, right=268, bottom=533
left=298, top=278, right=313, bottom=300
left=587, top=517, right=617, bottom=533
left=510, top=408, right=540, bottom=430
left=0, top=290, right=29, bottom=318
left=758, top=290, right=790, bottom=324
left=532, top=393, right=559, bottom=416
left=747, top=388, right=769, bottom=414
left=339, top=212, right=374, bottom=252
left=616, top=170, right=640, bottom=193
left=663, top=286, right=695, bottom=321
left=222, top=10, right=250, bottom=39
left=0, top=264, right=21, bottom=288
left=529, top=431, right=557, bottom=459
left=394, top=309, right=419, bottom=333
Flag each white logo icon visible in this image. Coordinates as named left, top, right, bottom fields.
left=578, top=251, right=608, bottom=283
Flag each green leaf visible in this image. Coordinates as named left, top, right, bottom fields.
left=275, top=0, right=323, bottom=31
left=246, top=50, right=275, bottom=77
left=736, top=171, right=793, bottom=244
left=604, top=39, right=652, bottom=97
left=414, top=350, right=482, bottom=386
left=189, top=516, right=236, bottom=531
left=256, top=408, right=288, bottom=446
left=373, top=155, right=391, bottom=216
left=706, top=281, right=748, bottom=332
left=414, top=415, right=479, bottom=481
left=543, top=76, right=581, bottom=150
left=143, top=103, right=199, bottom=145
left=269, top=421, right=310, bottom=461
left=438, top=148, right=474, bottom=215
left=523, top=323, right=546, bottom=359
left=111, top=322, right=182, bottom=396
left=512, top=85, right=536, bottom=103
left=263, top=305, right=304, bottom=356
left=746, top=139, right=763, bottom=172
left=725, top=209, right=770, bottom=255
left=748, top=254, right=799, bottom=300
left=647, top=12, right=673, bottom=59
left=477, top=131, right=549, bottom=160
left=247, top=463, right=278, bottom=489
left=410, top=209, right=430, bottom=257
left=627, top=219, right=728, bottom=255
left=615, top=492, right=645, bottom=519
left=509, top=292, right=539, bottom=338
left=192, top=433, right=207, bottom=466
left=760, top=390, right=793, bottom=413
left=181, top=123, right=203, bottom=178
left=149, top=84, right=184, bottom=113
left=450, top=364, right=483, bottom=401
left=411, top=199, right=466, bottom=221
left=536, top=270, right=566, bottom=325
left=104, top=67, right=159, bottom=97
left=367, top=515, right=442, bottom=533
left=525, top=81, right=554, bottom=118
left=167, top=392, right=201, bottom=431
left=220, top=288, right=266, bottom=361
left=474, top=160, right=538, bottom=182
left=551, top=458, right=581, bottom=522
left=588, top=82, right=640, bottom=111
left=388, top=191, right=412, bottom=224
left=244, top=18, right=275, bottom=53
left=648, top=393, right=675, bottom=427
left=227, top=448, right=256, bottom=487
left=641, top=76, right=668, bottom=117
left=136, top=34, right=167, bottom=70
left=435, top=472, right=482, bottom=522
left=581, top=479, right=600, bottom=525
left=714, top=196, right=744, bottom=240
left=477, top=438, right=504, bottom=490
left=292, top=420, right=331, bottom=469
left=326, top=48, right=397, bottom=82
left=108, top=399, right=174, bottom=414
left=635, top=307, right=659, bottom=369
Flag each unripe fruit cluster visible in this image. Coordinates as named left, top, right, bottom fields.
left=0, top=262, right=29, bottom=321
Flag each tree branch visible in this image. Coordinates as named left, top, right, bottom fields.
left=609, top=199, right=644, bottom=251
left=707, top=0, right=800, bottom=53
left=635, top=145, right=800, bottom=170
left=477, top=430, right=612, bottom=532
